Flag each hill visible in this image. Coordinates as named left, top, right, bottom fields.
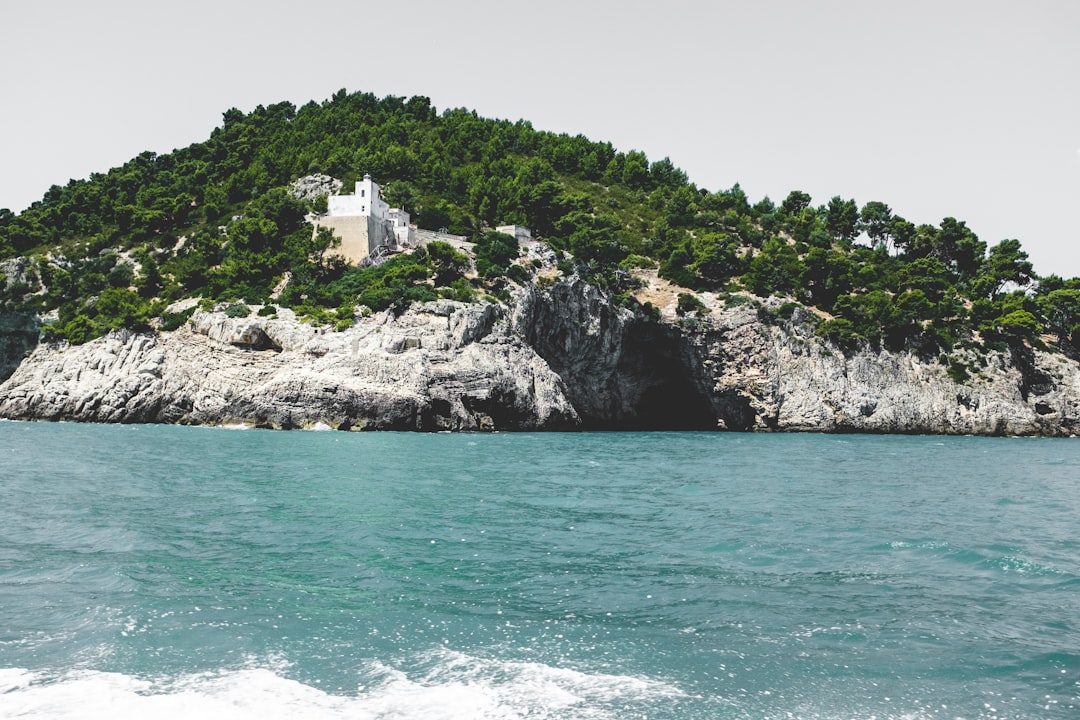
left=2, top=89, right=1080, bottom=433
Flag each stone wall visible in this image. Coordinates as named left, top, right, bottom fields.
left=318, top=215, right=393, bottom=264
left=496, top=225, right=533, bottom=243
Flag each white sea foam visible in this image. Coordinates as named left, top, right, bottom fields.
left=0, top=664, right=1013, bottom=720
left=0, top=653, right=683, bottom=720
left=0, top=668, right=34, bottom=693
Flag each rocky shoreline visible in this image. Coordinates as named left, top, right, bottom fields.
left=1, top=277, right=1078, bottom=435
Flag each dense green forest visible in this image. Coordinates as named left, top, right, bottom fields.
left=2, top=89, right=1079, bottom=364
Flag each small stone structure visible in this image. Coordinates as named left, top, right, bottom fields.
left=496, top=225, right=533, bottom=243
left=316, top=174, right=415, bottom=264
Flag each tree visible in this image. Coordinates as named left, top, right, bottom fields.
left=972, top=238, right=1033, bottom=297
left=426, top=241, right=470, bottom=286
left=93, top=287, right=153, bottom=332
left=934, top=217, right=986, bottom=280
left=621, top=151, right=650, bottom=189
left=474, top=231, right=519, bottom=278
left=649, top=157, right=688, bottom=188
left=744, top=237, right=804, bottom=297
left=780, top=190, right=812, bottom=216
left=825, top=197, right=859, bottom=243
left=995, top=310, right=1040, bottom=342
left=1037, top=287, right=1080, bottom=345
left=898, top=257, right=950, bottom=302
left=664, top=186, right=698, bottom=227
left=832, top=290, right=894, bottom=340
left=816, top=318, right=859, bottom=348
left=802, top=247, right=853, bottom=310
left=557, top=213, right=629, bottom=275
left=660, top=244, right=695, bottom=288
left=690, top=232, right=740, bottom=288
left=859, top=201, right=892, bottom=250
left=889, top=216, right=916, bottom=255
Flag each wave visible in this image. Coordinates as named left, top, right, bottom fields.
left=4, top=653, right=1068, bottom=719
left=875, top=540, right=1072, bottom=577
left=0, top=651, right=683, bottom=720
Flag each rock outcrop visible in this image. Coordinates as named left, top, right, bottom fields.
left=517, top=280, right=1080, bottom=435
left=288, top=174, right=343, bottom=202
left=2, top=278, right=1079, bottom=434
left=0, top=299, right=578, bottom=430
left=697, top=306, right=1080, bottom=435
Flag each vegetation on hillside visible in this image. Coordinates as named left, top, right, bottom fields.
left=1, top=88, right=1078, bottom=361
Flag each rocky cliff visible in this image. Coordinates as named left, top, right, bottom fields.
left=1, top=278, right=1079, bottom=434
left=518, top=278, right=1080, bottom=435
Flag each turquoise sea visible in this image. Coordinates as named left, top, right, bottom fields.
left=1, top=422, right=1078, bottom=719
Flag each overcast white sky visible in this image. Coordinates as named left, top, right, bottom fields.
left=3, top=1, right=1079, bottom=276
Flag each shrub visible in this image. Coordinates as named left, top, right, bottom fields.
left=439, top=277, right=477, bottom=303
left=776, top=301, right=800, bottom=319
left=323, top=252, right=437, bottom=313
left=506, top=263, right=531, bottom=283
left=161, top=307, right=196, bottom=331
left=816, top=318, right=860, bottom=348
left=333, top=303, right=356, bottom=331
left=759, top=301, right=801, bottom=326
left=427, top=241, right=470, bottom=286
left=947, top=359, right=971, bottom=384
left=619, top=254, right=656, bottom=270
left=676, top=292, right=707, bottom=316
left=224, top=302, right=250, bottom=318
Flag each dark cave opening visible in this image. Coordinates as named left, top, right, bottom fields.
left=627, top=378, right=719, bottom=430
left=588, top=323, right=720, bottom=431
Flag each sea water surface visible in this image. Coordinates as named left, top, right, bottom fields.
left=1, top=422, right=1078, bottom=719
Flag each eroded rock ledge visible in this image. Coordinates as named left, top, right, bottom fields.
left=1, top=279, right=1079, bottom=434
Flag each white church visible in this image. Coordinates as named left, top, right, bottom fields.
left=317, top=174, right=414, bottom=264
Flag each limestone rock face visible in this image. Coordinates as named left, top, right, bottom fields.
left=0, top=301, right=579, bottom=430
left=701, top=306, right=1079, bottom=435
left=2, top=279, right=1080, bottom=434
left=0, top=257, right=36, bottom=288
left=514, top=282, right=1080, bottom=435
left=288, top=174, right=343, bottom=202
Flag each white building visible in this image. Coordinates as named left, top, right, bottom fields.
left=318, top=174, right=414, bottom=264
left=387, top=207, right=412, bottom=247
